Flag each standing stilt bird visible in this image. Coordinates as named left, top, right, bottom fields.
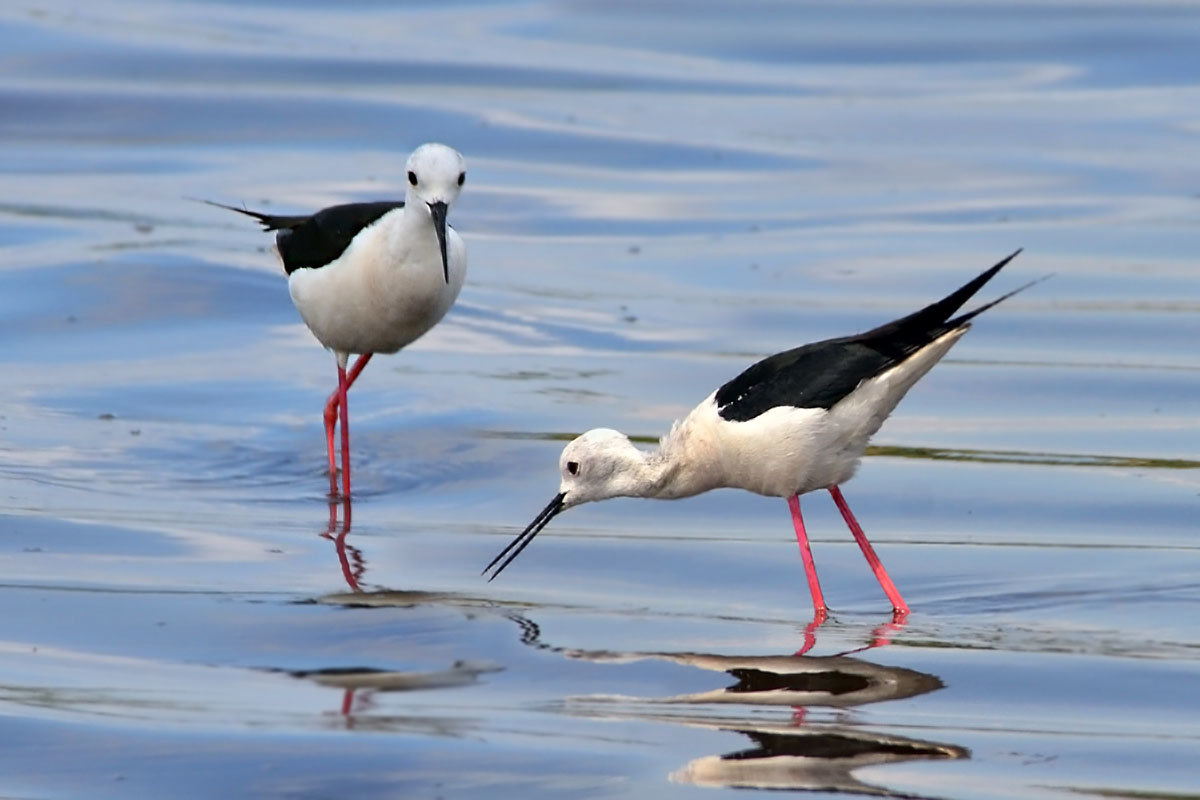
left=484, top=250, right=1038, bottom=615
left=208, top=143, right=467, bottom=499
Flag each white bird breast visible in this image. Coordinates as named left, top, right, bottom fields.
left=287, top=213, right=466, bottom=357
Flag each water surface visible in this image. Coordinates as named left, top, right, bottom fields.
left=1, top=1, right=1198, bottom=797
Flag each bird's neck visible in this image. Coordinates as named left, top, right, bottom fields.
left=399, top=198, right=430, bottom=229
left=386, top=201, right=436, bottom=254
left=639, top=442, right=719, bottom=500
left=637, top=415, right=726, bottom=500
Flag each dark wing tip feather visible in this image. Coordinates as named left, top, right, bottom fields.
left=273, top=201, right=406, bottom=274
left=714, top=249, right=1029, bottom=421
left=193, top=197, right=308, bottom=232
left=863, top=247, right=1024, bottom=338
left=948, top=270, right=1050, bottom=328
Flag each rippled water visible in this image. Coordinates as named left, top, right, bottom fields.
left=2, top=1, right=1199, bottom=798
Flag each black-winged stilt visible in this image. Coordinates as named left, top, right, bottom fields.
left=208, top=143, right=467, bottom=498
left=484, top=250, right=1037, bottom=615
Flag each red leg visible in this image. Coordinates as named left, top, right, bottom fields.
left=828, top=485, right=909, bottom=615
left=323, top=354, right=371, bottom=496
left=788, top=495, right=827, bottom=615
left=324, top=416, right=338, bottom=498
left=337, top=363, right=351, bottom=499
left=323, top=354, right=372, bottom=430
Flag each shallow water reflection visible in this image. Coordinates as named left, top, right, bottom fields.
left=3, top=0, right=1200, bottom=797
left=511, top=608, right=965, bottom=790
left=321, top=497, right=363, bottom=593
left=668, top=723, right=967, bottom=794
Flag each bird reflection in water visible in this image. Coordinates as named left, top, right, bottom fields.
left=513, top=609, right=966, bottom=793
left=789, top=610, right=908, bottom=725
left=287, top=660, right=501, bottom=728
left=306, top=504, right=503, bottom=724
left=319, top=496, right=364, bottom=594
left=670, top=723, right=966, bottom=793
left=318, top=495, right=363, bottom=716
left=660, top=619, right=966, bottom=794
left=795, top=609, right=907, bottom=658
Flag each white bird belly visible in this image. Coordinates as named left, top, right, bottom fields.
left=660, top=396, right=835, bottom=499
left=287, top=226, right=465, bottom=357
left=714, top=404, right=842, bottom=497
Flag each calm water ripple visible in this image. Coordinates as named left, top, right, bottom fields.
left=0, top=1, right=1198, bottom=798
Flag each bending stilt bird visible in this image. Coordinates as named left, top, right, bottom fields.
left=485, top=250, right=1039, bottom=615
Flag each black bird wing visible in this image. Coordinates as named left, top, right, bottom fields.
left=205, top=200, right=405, bottom=274
left=714, top=249, right=1025, bottom=422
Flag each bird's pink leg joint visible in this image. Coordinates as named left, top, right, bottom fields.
left=323, top=354, right=372, bottom=429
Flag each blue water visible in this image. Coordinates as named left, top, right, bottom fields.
left=1, top=1, right=1198, bottom=797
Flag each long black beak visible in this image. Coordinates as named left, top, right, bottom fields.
left=483, top=492, right=566, bottom=581
left=427, top=201, right=450, bottom=283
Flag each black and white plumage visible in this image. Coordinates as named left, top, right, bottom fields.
left=485, top=250, right=1035, bottom=615
left=209, top=143, right=467, bottom=498
left=255, top=201, right=409, bottom=275
left=713, top=252, right=1021, bottom=422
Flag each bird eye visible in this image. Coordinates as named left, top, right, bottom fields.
left=407, top=170, right=418, bottom=186
left=457, top=172, right=466, bottom=186
left=566, top=461, right=579, bottom=475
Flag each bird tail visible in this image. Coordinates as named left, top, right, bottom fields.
left=948, top=272, right=1051, bottom=328
left=194, top=198, right=307, bottom=232
left=907, top=248, right=1023, bottom=325
left=855, top=248, right=1026, bottom=343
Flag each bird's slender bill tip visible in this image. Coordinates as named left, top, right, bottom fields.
left=482, top=492, right=567, bottom=581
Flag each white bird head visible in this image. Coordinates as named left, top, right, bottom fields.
left=405, top=143, right=465, bottom=206
left=557, top=428, right=648, bottom=507
left=405, top=143, right=466, bottom=283
left=483, top=428, right=649, bottom=581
